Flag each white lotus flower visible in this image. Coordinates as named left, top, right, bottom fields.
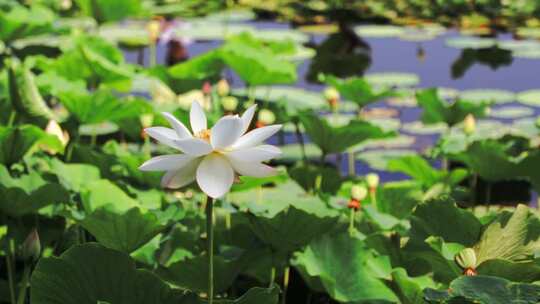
left=140, top=102, right=282, bottom=198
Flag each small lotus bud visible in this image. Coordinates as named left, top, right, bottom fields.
left=351, top=185, right=368, bottom=201
left=221, top=96, right=238, bottom=111
left=463, top=114, right=476, bottom=135
left=202, top=82, right=212, bottom=95
left=455, top=248, right=477, bottom=270
left=45, top=120, right=69, bottom=152
left=258, top=109, right=276, bottom=126
left=324, top=87, right=340, bottom=110
left=146, top=20, right=161, bottom=42
left=366, top=173, right=379, bottom=190
left=140, top=114, right=154, bottom=128
left=22, top=228, right=41, bottom=261
left=348, top=199, right=360, bottom=210
left=61, top=0, right=72, bottom=10
left=216, top=79, right=230, bottom=97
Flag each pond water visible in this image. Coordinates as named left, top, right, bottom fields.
left=123, top=20, right=540, bottom=203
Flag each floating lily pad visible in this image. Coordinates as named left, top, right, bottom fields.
left=369, top=118, right=402, bottom=131
left=298, top=24, right=339, bottom=34
left=459, top=89, right=515, bottom=104
left=437, top=87, right=460, bottom=100
left=251, top=29, right=309, bottom=43
left=98, top=25, right=149, bottom=47
left=281, top=45, right=315, bottom=61
left=233, top=86, right=326, bottom=113
left=365, top=72, right=420, bottom=88
left=79, top=122, right=119, bottom=136
left=398, top=28, right=438, bottom=42
left=386, top=96, right=417, bottom=107
left=401, top=121, right=448, bottom=135
left=174, top=22, right=254, bottom=40
left=353, top=135, right=416, bottom=151
left=354, top=25, right=405, bottom=38
left=280, top=143, right=322, bottom=160
left=513, top=48, right=540, bottom=59
left=339, top=101, right=359, bottom=112
left=11, top=34, right=68, bottom=49
left=489, top=106, right=534, bottom=119
left=498, top=39, right=540, bottom=51
left=517, top=89, right=540, bottom=107
left=516, top=27, right=540, bottom=39
left=510, top=118, right=539, bottom=138
left=203, top=9, right=256, bottom=22
left=356, top=149, right=416, bottom=171
left=445, top=37, right=497, bottom=49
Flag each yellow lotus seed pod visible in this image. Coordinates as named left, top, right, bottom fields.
left=258, top=109, right=276, bottom=125
left=324, top=87, right=340, bottom=102
left=221, top=96, right=238, bottom=111
left=22, top=228, right=41, bottom=261
left=455, top=248, right=477, bottom=269
left=366, top=173, right=380, bottom=189
left=463, top=114, right=476, bottom=135
left=147, top=20, right=161, bottom=42
left=216, top=79, right=230, bottom=97
left=351, top=185, right=368, bottom=201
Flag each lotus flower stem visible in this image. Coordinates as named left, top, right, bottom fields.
left=269, top=266, right=276, bottom=288
left=206, top=196, right=215, bottom=304
left=149, top=41, right=157, bottom=67
left=348, top=209, right=356, bottom=236
left=347, top=152, right=355, bottom=176
left=294, top=122, right=307, bottom=162
left=282, top=266, right=290, bottom=304
left=16, top=263, right=31, bottom=304
left=5, top=239, right=15, bottom=304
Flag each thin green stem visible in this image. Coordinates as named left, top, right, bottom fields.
left=281, top=266, right=290, bottom=304
left=294, top=122, right=307, bottom=163
left=5, top=242, right=16, bottom=304
left=205, top=196, right=215, bottom=304
left=268, top=266, right=276, bottom=288
left=7, top=111, right=16, bottom=127
left=347, top=152, right=355, bottom=176
left=149, top=42, right=157, bottom=67
left=16, top=263, right=31, bottom=304
left=370, top=191, right=378, bottom=211
left=348, top=209, right=356, bottom=236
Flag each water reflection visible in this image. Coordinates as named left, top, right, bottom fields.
left=451, top=46, right=512, bottom=79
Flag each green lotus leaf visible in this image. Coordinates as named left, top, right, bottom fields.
left=299, top=110, right=395, bottom=155
left=30, top=243, right=200, bottom=304
left=46, top=158, right=101, bottom=192
left=279, top=143, right=322, bottom=160
left=233, top=86, right=326, bottom=114
left=387, top=155, right=468, bottom=188
left=376, top=180, right=424, bottom=219
left=459, top=89, right=515, bottom=105
left=0, top=165, right=69, bottom=217
left=445, top=37, right=497, bottom=49
left=75, top=0, right=142, bottom=23
left=221, top=34, right=297, bottom=86
left=292, top=232, right=398, bottom=303
left=391, top=267, right=437, bottom=304
left=517, top=27, right=540, bottom=39
left=203, top=9, right=256, bottom=22
left=417, top=88, right=490, bottom=127
left=477, top=259, right=540, bottom=282
left=7, top=61, right=58, bottom=126
left=354, top=25, right=405, bottom=38
left=324, top=75, right=397, bottom=108
left=0, top=4, right=55, bottom=43
left=168, top=49, right=225, bottom=83
left=365, top=72, right=420, bottom=88
left=288, top=163, right=343, bottom=194
left=402, top=121, right=448, bottom=135
left=79, top=121, right=119, bottom=136
left=423, top=275, right=540, bottom=304
left=410, top=198, right=482, bottom=247
left=0, top=124, right=63, bottom=166
left=173, top=21, right=255, bottom=41
left=489, top=106, right=534, bottom=119
left=354, top=134, right=415, bottom=151
left=517, top=89, right=540, bottom=107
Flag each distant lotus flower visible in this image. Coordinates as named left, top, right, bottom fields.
left=216, top=79, right=230, bottom=97
left=257, top=109, right=276, bottom=127
left=140, top=102, right=282, bottom=198
left=463, top=114, right=476, bottom=135
left=366, top=173, right=380, bottom=191
left=324, top=86, right=340, bottom=110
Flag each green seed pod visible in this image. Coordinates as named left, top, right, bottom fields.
left=455, top=248, right=477, bottom=269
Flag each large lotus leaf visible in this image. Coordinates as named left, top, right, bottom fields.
left=158, top=254, right=243, bottom=293
left=0, top=125, right=63, bottom=166
left=46, top=158, right=101, bottom=192
left=292, top=232, right=398, bottom=303
left=410, top=198, right=482, bottom=246
left=58, top=89, right=152, bottom=124
left=7, top=61, right=57, bottom=125
left=356, top=149, right=416, bottom=171
left=477, top=259, right=540, bottom=282
left=221, top=35, right=297, bottom=86
left=288, top=163, right=342, bottom=194
left=453, top=140, right=522, bottom=182
left=79, top=43, right=134, bottom=88
left=80, top=179, right=139, bottom=213
left=0, top=4, right=54, bottom=43
left=324, top=75, right=397, bottom=108
left=168, top=49, right=225, bottom=83
left=519, top=150, right=540, bottom=192
left=30, top=243, right=200, bottom=304
left=365, top=72, right=420, bottom=88
left=298, top=110, right=395, bottom=155
left=417, top=88, right=489, bottom=127
left=0, top=165, right=69, bottom=217
left=423, top=275, right=540, bottom=304
left=474, top=204, right=540, bottom=265
left=376, top=180, right=424, bottom=219
left=391, top=268, right=437, bottom=304
left=387, top=155, right=468, bottom=188
left=75, top=0, right=141, bottom=23
left=80, top=207, right=166, bottom=253
left=36, top=72, right=86, bottom=97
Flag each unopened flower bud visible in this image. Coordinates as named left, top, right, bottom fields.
left=22, top=228, right=41, bottom=261
left=366, top=173, right=379, bottom=190
left=257, top=109, right=276, bottom=126
left=44, top=120, right=69, bottom=152
left=463, top=114, right=476, bottom=135
left=147, top=20, right=161, bottom=42
left=216, top=79, right=230, bottom=97
left=455, top=248, right=477, bottom=271
left=348, top=199, right=360, bottom=210
left=221, top=96, right=238, bottom=111
left=324, top=87, right=340, bottom=110
left=351, top=184, right=368, bottom=201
